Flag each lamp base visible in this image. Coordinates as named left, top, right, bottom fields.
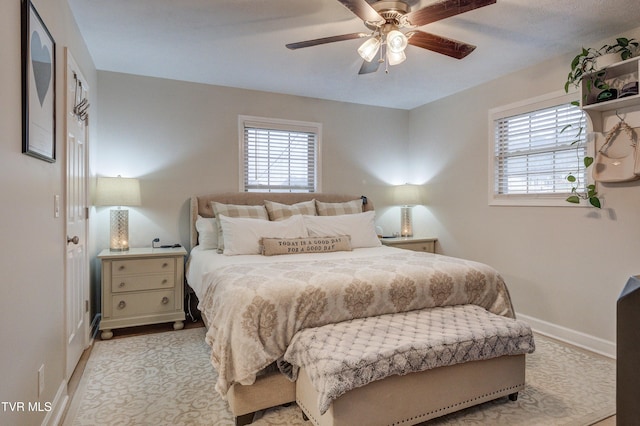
left=110, top=209, right=130, bottom=251
left=400, top=206, right=413, bottom=237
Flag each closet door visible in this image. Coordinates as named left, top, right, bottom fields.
left=64, top=49, right=90, bottom=380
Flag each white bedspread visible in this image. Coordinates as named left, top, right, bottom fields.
left=187, top=245, right=405, bottom=300
left=187, top=246, right=516, bottom=397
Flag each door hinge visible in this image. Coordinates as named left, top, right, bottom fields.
left=85, top=207, right=90, bottom=220
left=85, top=300, right=89, bottom=313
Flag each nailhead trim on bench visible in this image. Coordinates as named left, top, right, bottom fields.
left=389, top=383, right=524, bottom=425
left=297, top=383, right=524, bottom=426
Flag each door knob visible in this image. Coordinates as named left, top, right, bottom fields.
left=67, top=235, right=79, bottom=245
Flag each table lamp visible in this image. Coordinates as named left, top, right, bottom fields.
left=393, top=184, right=422, bottom=237
left=95, top=176, right=141, bottom=251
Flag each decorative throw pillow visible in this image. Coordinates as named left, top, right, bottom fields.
left=302, top=211, right=381, bottom=248
left=195, top=215, right=217, bottom=250
left=211, top=202, right=269, bottom=253
left=261, top=235, right=352, bottom=256
left=315, top=199, right=363, bottom=216
left=264, top=199, right=317, bottom=221
left=218, top=215, right=308, bottom=255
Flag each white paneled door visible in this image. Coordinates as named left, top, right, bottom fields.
left=65, top=49, right=90, bottom=381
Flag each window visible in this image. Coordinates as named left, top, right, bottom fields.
left=489, top=91, right=588, bottom=206
left=239, top=116, right=321, bottom=193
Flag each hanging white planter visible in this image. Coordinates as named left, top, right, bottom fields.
left=595, top=52, right=621, bottom=70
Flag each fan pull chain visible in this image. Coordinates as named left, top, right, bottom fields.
left=379, top=40, right=389, bottom=74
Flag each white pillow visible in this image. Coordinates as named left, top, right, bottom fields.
left=302, top=211, right=381, bottom=249
left=219, top=214, right=308, bottom=255
left=195, top=215, right=217, bottom=250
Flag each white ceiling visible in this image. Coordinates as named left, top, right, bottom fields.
left=67, top=0, right=640, bottom=110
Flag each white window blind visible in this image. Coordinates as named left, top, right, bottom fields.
left=239, top=116, right=320, bottom=193
left=489, top=91, right=587, bottom=206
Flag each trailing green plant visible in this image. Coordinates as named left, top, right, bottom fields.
left=561, top=123, right=601, bottom=208
left=602, top=37, right=639, bottom=60
left=564, top=37, right=639, bottom=94
left=559, top=37, right=638, bottom=208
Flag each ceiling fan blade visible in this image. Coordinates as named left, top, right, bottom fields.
left=358, top=59, right=381, bottom=74
left=286, top=32, right=368, bottom=50
left=337, top=0, right=385, bottom=25
left=407, top=31, right=476, bottom=59
left=404, top=0, right=496, bottom=27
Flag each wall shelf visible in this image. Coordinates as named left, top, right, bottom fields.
left=582, top=93, right=640, bottom=112
left=580, top=56, right=640, bottom=132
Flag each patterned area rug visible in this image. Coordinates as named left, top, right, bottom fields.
left=64, top=327, right=615, bottom=426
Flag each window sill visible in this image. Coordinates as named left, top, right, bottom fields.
left=489, top=196, right=591, bottom=207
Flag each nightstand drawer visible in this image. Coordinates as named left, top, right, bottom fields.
left=111, top=273, right=175, bottom=293
left=111, top=290, right=176, bottom=318
left=112, top=258, right=174, bottom=276
left=380, top=237, right=437, bottom=253
left=392, top=241, right=435, bottom=253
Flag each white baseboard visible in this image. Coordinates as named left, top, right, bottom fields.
left=41, top=380, right=68, bottom=426
left=518, top=313, right=616, bottom=359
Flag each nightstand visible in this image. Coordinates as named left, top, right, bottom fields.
left=380, top=237, right=437, bottom=253
left=98, top=247, right=187, bottom=339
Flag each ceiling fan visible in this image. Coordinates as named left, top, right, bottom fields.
left=286, top=0, right=496, bottom=74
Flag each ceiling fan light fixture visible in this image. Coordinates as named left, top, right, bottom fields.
left=285, top=0, right=495, bottom=75
left=358, top=37, right=381, bottom=62
left=386, top=30, right=408, bottom=53
left=387, top=49, right=406, bottom=66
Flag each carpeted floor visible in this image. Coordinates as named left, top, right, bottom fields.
left=63, top=327, right=615, bottom=426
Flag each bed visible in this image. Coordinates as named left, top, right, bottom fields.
left=186, top=192, right=533, bottom=425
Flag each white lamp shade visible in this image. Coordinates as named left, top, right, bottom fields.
left=358, top=37, right=381, bottom=62
left=386, top=30, right=408, bottom=53
left=387, top=50, right=406, bottom=66
left=95, top=176, right=141, bottom=206
left=394, top=184, right=423, bottom=206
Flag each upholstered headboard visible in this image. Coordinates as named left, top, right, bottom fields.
left=190, top=192, right=374, bottom=249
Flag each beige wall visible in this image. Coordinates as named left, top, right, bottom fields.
left=93, top=71, right=410, bottom=254
left=0, top=0, right=96, bottom=424
left=409, top=27, right=640, bottom=351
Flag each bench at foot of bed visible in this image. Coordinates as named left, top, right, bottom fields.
left=288, top=304, right=534, bottom=426
left=230, top=357, right=524, bottom=426
left=296, top=354, right=525, bottom=426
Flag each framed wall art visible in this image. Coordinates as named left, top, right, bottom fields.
left=21, top=0, right=56, bottom=162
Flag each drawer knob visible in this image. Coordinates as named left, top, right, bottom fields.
left=161, top=297, right=170, bottom=305
left=118, top=300, right=126, bottom=309
left=162, top=263, right=169, bottom=268
left=118, top=265, right=125, bottom=271
left=162, top=279, right=168, bottom=285
left=119, top=282, right=126, bottom=288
